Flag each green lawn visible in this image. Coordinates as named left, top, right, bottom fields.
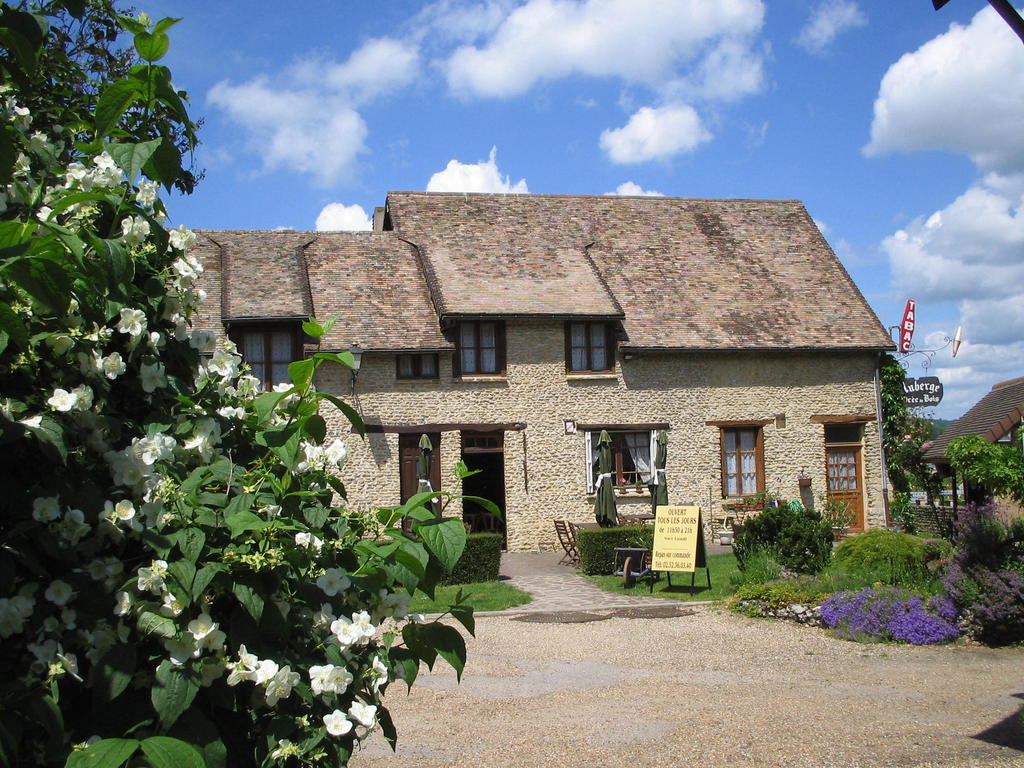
left=410, top=580, right=533, bottom=614
left=586, top=552, right=742, bottom=602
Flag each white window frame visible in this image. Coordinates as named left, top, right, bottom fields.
left=584, top=429, right=657, bottom=493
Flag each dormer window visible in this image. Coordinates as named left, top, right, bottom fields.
left=455, top=321, right=505, bottom=376
left=230, top=324, right=300, bottom=390
left=566, top=321, right=614, bottom=373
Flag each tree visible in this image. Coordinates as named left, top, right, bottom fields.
left=0, top=4, right=471, bottom=766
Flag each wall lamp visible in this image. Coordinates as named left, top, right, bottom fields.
left=349, top=344, right=363, bottom=392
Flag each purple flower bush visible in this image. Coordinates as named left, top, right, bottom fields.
left=942, top=503, right=1024, bottom=646
left=820, top=587, right=960, bottom=645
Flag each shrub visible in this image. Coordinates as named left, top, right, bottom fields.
left=832, top=529, right=930, bottom=587
left=577, top=525, right=654, bottom=575
left=943, top=503, right=1024, bottom=645
left=734, top=503, right=833, bottom=575
left=444, top=533, right=503, bottom=584
left=732, top=582, right=829, bottom=608
left=729, top=549, right=782, bottom=587
left=820, top=587, right=960, bottom=645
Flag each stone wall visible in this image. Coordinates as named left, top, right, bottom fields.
left=315, top=319, right=887, bottom=551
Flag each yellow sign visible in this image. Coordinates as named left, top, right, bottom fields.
left=652, top=505, right=701, bottom=572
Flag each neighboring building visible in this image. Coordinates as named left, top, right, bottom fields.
left=193, top=192, right=895, bottom=551
left=923, top=376, right=1024, bottom=509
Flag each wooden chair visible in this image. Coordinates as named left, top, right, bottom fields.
left=554, top=519, right=580, bottom=567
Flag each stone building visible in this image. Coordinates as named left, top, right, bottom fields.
left=193, top=192, right=895, bottom=551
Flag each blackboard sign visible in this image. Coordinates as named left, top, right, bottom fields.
left=904, top=376, right=943, bottom=407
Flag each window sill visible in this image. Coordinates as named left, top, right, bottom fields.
left=456, top=375, right=508, bottom=383
left=566, top=372, right=618, bottom=381
left=395, top=378, right=440, bottom=385
left=586, top=488, right=652, bottom=498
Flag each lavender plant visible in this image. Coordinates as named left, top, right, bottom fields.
left=0, top=4, right=478, bottom=766
left=820, top=587, right=959, bottom=645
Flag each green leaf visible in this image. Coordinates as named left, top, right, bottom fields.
left=414, top=518, right=467, bottom=573
left=92, top=644, right=136, bottom=704
left=0, top=302, right=28, bottom=351
left=192, top=563, right=225, bottom=600
left=302, top=319, right=324, bottom=338
left=27, top=694, right=62, bottom=743
left=104, top=139, right=162, bottom=183
left=176, top=527, right=205, bottom=562
left=117, top=14, right=148, bottom=34
left=401, top=623, right=436, bottom=669
left=0, top=126, right=16, bottom=187
left=420, top=623, right=467, bottom=681
left=302, top=413, right=326, bottom=444
left=288, top=358, right=315, bottom=390
left=134, top=31, right=169, bottom=62
left=167, top=560, right=195, bottom=603
left=65, top=738, right=139, bottom=768
left=137, top=611, right=176, bottom=639
left=448, top=604, right=476, bottom=637
left=152, top=661, right=199, bottom=730
left=251, top=391, right=285, bottom=425
left=232, top=582, right=264, bottom=621
left=144, top=132, right=183, bottom=190
left=95, top=78, right=143, bottom=137
left=5, top=255, right=73, bottom=314
left=315, top=392, right=365, bottom=436
left=23, top=415, right=67, bottom=464
left=459, top=495, right=502, bottom=516
left=152, top=17, right=182, bottom=35
left=377, top=705, right=398, bottom=751
left=139, top=737, right=204, bottom=768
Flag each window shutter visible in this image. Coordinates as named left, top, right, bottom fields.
left=585, top=430, right=594, bottom=494
left=755, top=428, right=766, bottom=494
left=719, top=429, right=727, bottom=498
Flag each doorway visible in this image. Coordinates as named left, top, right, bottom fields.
left=399, top=433, right=441, bottom=503
left=460, top=431, right=506, bottom=544
left=825, top=424, right=865, bottom=533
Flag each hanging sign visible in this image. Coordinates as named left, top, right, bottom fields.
left=903, top=376, right=943, bottom=407
left=652, top=505, right=705, bottom=572
left=899, top=299, right=916, bottom=353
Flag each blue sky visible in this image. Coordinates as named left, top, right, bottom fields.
left=149, top=0, right=1024, bottom=419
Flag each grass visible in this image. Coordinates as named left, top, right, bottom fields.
left=409, top=580, right=532, bottom=614
left=586, top=552, right=742, bottom=602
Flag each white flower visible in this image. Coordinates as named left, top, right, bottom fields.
left=120, top=215, right=150, bottom=246
left=370, top=655, right=389, bottom=690
left=183, top=418, right=221, bottom=461
left=0, top=598, right=26, bottom=638
left=164, top=636, right=197, bottom=666
left=117, top=307, right=147, bottom=338
left=136, top=179, right=158, bottom=209
left=313, top=602, right=336, bottom=630
left=113, top=591, right=132, bottom=617
left=64, top=161, right=89, bottom=188
left=44, top=580, right=74, bottom=606
left=350, top=610, right=375, bottom=638
left=46, top=388, right=78, bottom=412
left=226, top=645, right=259, bottom=686
left=188, top=330, right=216, bottom=352
left=330, top=612, right=374, bottom=647
left=159, top=591, right=184, bottom=618
left=187, top=612, right=218, bottom=642
left=379, top=590, right=410, bottom=620
left=294, top=532, right=323, bottom=553
left=71, top=384, right=93, bottom=411
left=253, top=658, right=279, bottom=686
left=56, top=507, right=90, bottom=546
left=101, top=352, right=126, bottom=380
left=135, top=433, right=176, bottom=466
left=264, top=665, right=300, bottom=706
left=29, top=131, right=52, bottom=153
left=270, top=740, right=295, bottom=760
left=140, top=360, right=166, bottom=393
left=217, top=405, right=245, bottom=420
left=36, top=205, right=52, bottom=222
left=324, top=439, right=347, bottom=469
left=348, top=701, right=377, bottom=728
left=32, top=496, right=61, bottom=523
left=323, top=710, right=353, bottom=737
left=136, top=559, right=168, bottom=594
left=19, top=415, right=42, bottom=428
left=169, top=225, right=197, bottom=251
left=316, top=568, right=350, bottom=597
left=309, top=664, right=353, bottom=696
left=91, top=151, right=122, bottom=188
left=206, top=348, right=241, bottom=380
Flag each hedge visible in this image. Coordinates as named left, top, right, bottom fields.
left=577, top=525, right=654, bottom=575
left=442, top=532, right=504, bottom=584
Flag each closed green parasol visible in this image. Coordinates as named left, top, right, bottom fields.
left=593, top=429, right=618, bottom=526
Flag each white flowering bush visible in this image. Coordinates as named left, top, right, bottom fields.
left=0, top=4, right=475, bottom=767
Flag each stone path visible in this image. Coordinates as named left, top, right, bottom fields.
left=484, top=550, right=705, bottom=615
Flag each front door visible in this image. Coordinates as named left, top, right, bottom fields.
left=399, top=433, right=441, bottom=504
left=826, top=445, right=864, bottom=532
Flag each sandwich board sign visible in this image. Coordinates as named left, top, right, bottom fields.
left=653, top=505, right=710, bottom=587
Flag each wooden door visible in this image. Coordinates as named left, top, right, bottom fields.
left=826, top=445, right=864, bottom=532
left=399, top=433, right=441, bottom=503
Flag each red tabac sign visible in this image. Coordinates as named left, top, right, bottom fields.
left=899, top=299, right=916, bottom=353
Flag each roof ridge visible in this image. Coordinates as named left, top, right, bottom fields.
left=386, top=191, right=805, bottom=203
left=992, top=375, right=1024, bottom=391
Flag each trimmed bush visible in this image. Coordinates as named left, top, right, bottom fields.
left=832, top=529, right=930, bottom=587
left=732, top=582, right=829, bottom=608
left=577, top=525, right=654, bottom=575
left=443, top=533, right=504, bottom=584
left=734, top=503, right=833, bottom=575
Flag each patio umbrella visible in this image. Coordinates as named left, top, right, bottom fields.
left=649, top=429, right=668, bottom=515
left=593, top=429, right=618, bottom=527
left=416, top=433, right=437, bottom=516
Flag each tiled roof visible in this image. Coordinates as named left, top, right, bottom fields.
left=385, top=192, right=894, bottom=350
left=922, top=376, right=1024, bottom=464
left=192, top=231, right=450, bottom=351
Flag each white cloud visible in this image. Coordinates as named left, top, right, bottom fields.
left=864, top=6, right=1024, bottom=171
left=410, top=0, right=516, bottom=44
left=443, top=0, right=765, bottom=99
left=606, top=182, right=664, bottom=196
left=315, top=203, right=373, bottom=231
left=600, top=104, right=711, bottom=164
left=426, top=146, right=528, bottom=193
left=795, top=0, right=866, bottom=54
left=206, top=37, right=419, bottom=185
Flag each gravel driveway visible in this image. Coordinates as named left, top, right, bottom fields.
left=352, top=607, right=1024, bottom=768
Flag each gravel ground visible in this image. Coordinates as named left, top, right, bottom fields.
left=351, top=607, right=1024, bottom=768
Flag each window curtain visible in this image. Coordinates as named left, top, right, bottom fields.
left=589, top=324, right=606, bottom=370
left=624, top=432, right=652, bottom=483
left=570, top=323, right=587, bottom=370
